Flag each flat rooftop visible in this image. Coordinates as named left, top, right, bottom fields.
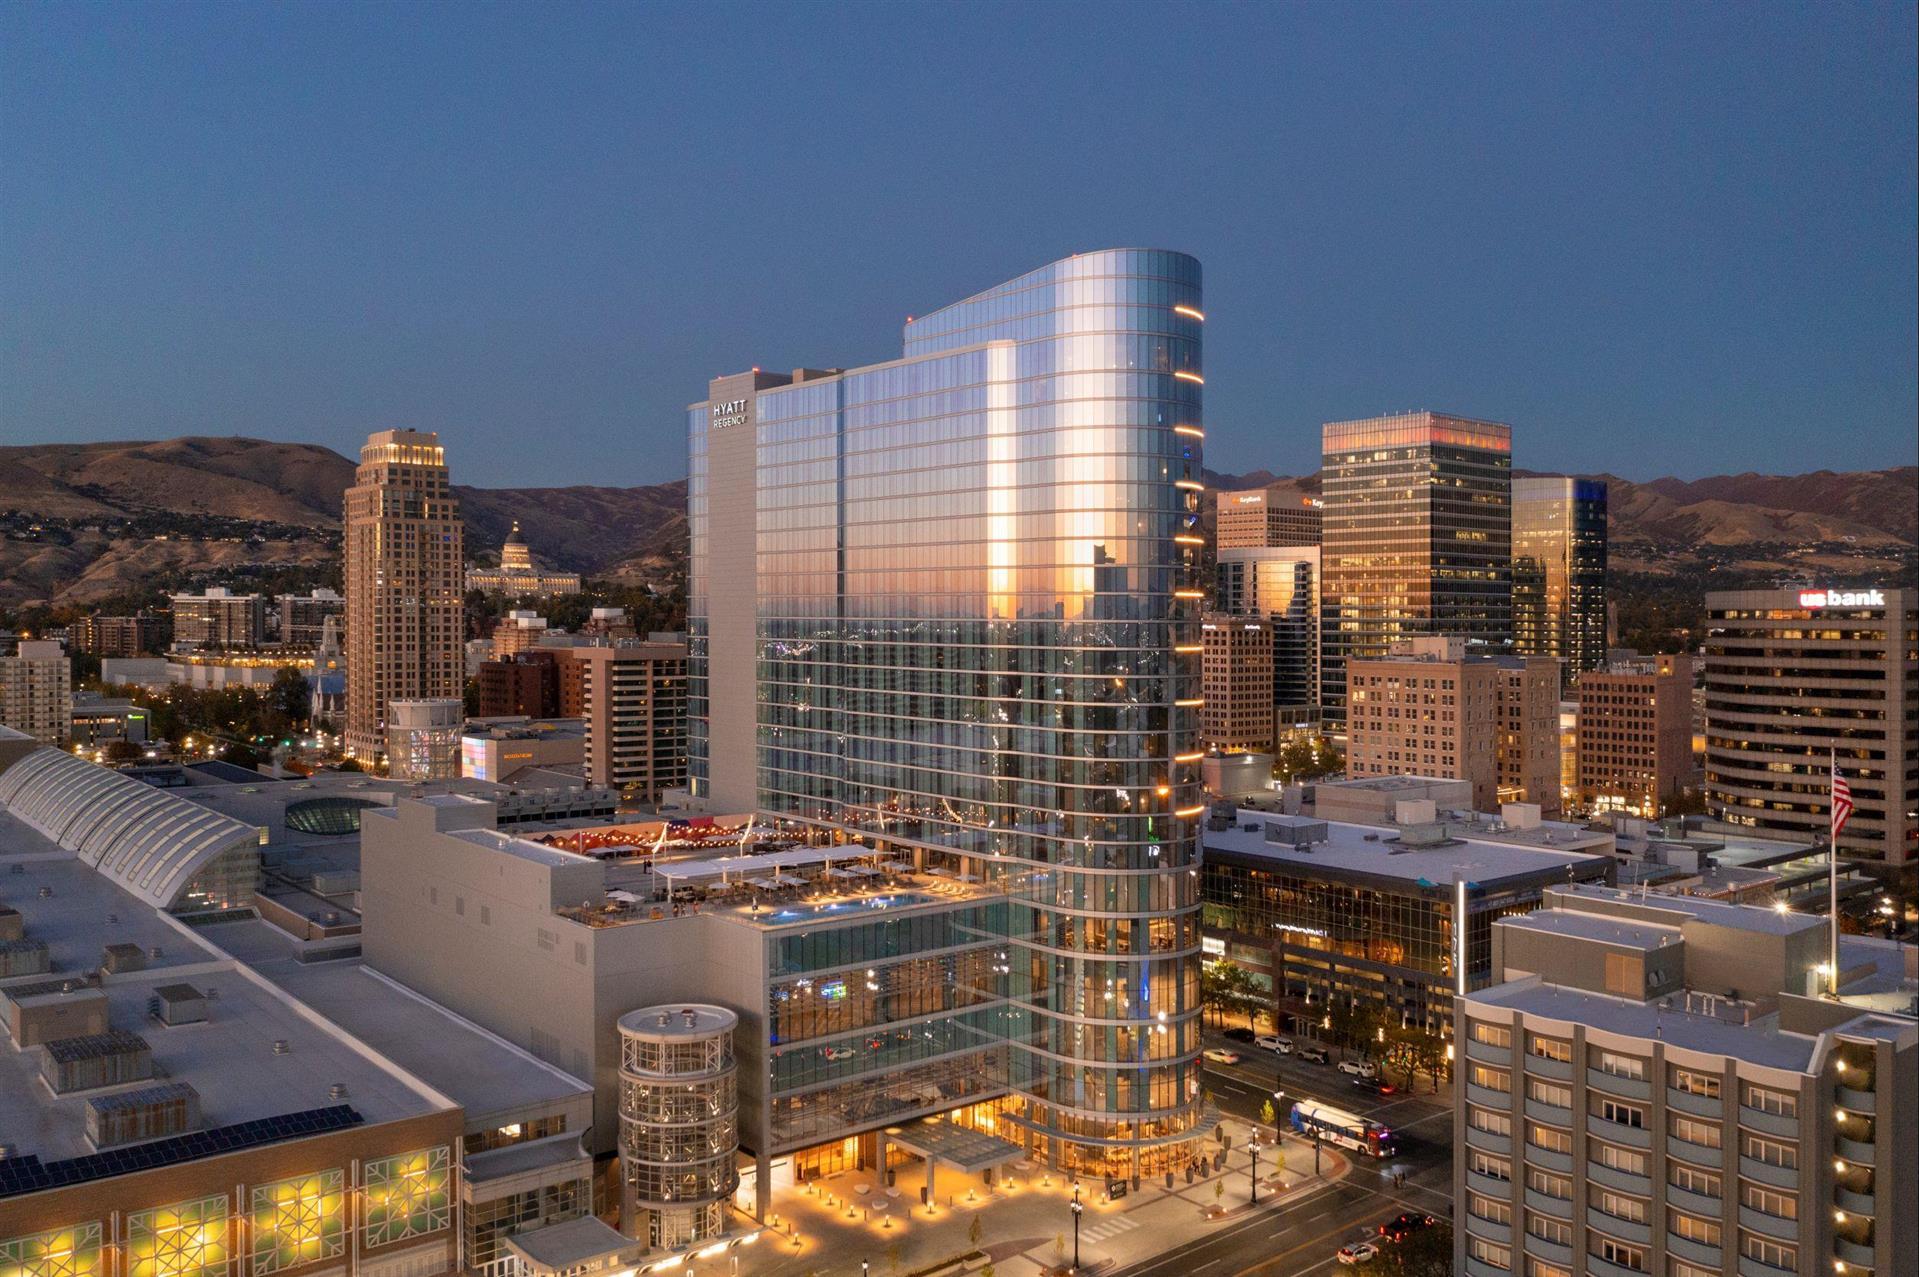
left=1205, top=811, right=1609, bottom=889
left=1547, top=884, right=1827, bottom=938
left=1469, top=979, right=1820, bottom=1070
left=1498, top=909, right=1680, bottom=952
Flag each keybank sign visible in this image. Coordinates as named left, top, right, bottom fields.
left=710, top=399, right=748, bottom=430
left=1799, top=588, right=1885, bottom=609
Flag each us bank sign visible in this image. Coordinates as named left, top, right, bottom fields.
left=1799, top=588, right=1885, bottom=609
left=710, top=398, right=748, bottom=430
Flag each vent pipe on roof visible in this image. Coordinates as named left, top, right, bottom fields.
left=149, top=946, right=162, bottom=960
left=273, top=1039, right=290, bottom=1055
left=38, top=886, right=52, bottom=898
left=328, top=1083, right=348, bottom=1100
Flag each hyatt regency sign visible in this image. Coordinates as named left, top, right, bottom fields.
left=710, top=399, right=748, bottom=430
left=1798, top=588, right=1885, bottom=609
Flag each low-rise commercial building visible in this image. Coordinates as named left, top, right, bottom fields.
left=1577, top=652, right=1695, bottom=818
left=461, top=719, right=588, bottom=783
left=1455, top=885, right=1916, bottom=1277
left=69, top=691, right=150, bottom=748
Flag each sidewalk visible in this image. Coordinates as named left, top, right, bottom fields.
left=739, top=1124, right=1351, bottom=1277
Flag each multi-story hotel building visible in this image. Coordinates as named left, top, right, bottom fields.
left=343, top=430, right=464, bottom=761
left=1216, top=485, right=1320, bottom=548
left=1703, top=587, right=1916, bottom=866
left=566, top=640, right=689, bottom=800
left=687, top=249, right=1208, bottom=1177
left=1456, top=885, right=1915, bottom=1277
left=1347, top=638, right=1561, bottom=815
left=0, top=641, right=72, bottom=745
left=1513, top=477, right=1608, bottom=686
left=170, top=587, right=268, bottom=650
left=1216, top=546, right=1322, bottom=726
left=1577, top=653, right=1695, bottom=818
left=1201, top=614, right=1275, bottom=753
left=1320, top=412, right=1513, bottom=723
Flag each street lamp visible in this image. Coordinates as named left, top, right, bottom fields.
left=1249, top=1136, right=1260, bottom=1205
left=1070, top=1183, right=1084, bottom=1272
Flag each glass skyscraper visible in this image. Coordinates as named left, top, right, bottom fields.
left=687, top=250, right=1208, bottom=1175
left=1511, top=475, right=1608, bottom=685
left=1319, top=411, right=1513, bottom=725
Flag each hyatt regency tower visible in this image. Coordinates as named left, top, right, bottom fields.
left=687, top=250, right=1208, bottom=1175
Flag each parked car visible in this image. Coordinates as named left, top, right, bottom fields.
left=1351, top=1077, right=1397, bottom=1097
left=1296, top=1045, right=1331, bottom=1064
left=1202, top=1047, right=1243, bottom=1066
left=1255, top=1034, right=1293, bottom=1054
left=1223, top=1026, right=1257, bottom=1043
left=1338, top=1059, right=1379, bottom=1079
left=822, top=1046, right=856, bottom=1062
left=1379, top=1212, right=1438, bottom=1242
left=1337, top=1242, right=1380, bottom=1266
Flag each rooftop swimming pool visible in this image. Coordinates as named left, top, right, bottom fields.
left=745, top=892, right=946, bottom=924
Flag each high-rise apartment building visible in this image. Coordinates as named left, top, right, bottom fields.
left=1513, top=476, right=1608, bottom=686
left=1703, top=586, right=1916, bottom=865
left=1201, top=614, right=1274, bottom=753
left=689, top=249, right=1207, bottom=1177
left=70, top=613, right=166, bottom=659
left=567, top=640, right=689, bottom=800
left=1216, top=485, right=1320, bottom=548
left=1348, top=638, right=1560, bottom=814
left=475, top=650, right=564, bottom=719
left=343, top=429, right=464, bottom=761
left=277, top=587, right=345, bottom=649
left=1456, top=885, right=1915, bottom=1277
left=1216, top=546, right=1321, bottom=725
left=0, top=640, right=72, bottom=744
left=1320, top=412, right=1513, bottom=723
left=170, top=587, right=267, bottom=649
left=1577, top=652, right=1695, bottom=817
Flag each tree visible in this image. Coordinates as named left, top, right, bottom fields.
left=969, top=1214, right=982, bottom=1251
left=103, top=739, right=146, bottom=764
left=1273, top=733, right=1345, bottom=783
left=1259, top=1098, right=1276, bottom=1128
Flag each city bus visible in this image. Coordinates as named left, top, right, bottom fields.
left=1290, top=1099, right=1397, bottom=1158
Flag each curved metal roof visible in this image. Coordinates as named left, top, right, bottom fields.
left=0, top=748, right=258, bottom=909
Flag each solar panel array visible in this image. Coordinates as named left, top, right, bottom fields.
left=0, top=1105, right=363, bottom=1198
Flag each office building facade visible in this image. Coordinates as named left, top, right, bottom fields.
left=477, top=651, right=565, bottom=720
left=568, top=641, right=689, bottom=800
left=1216, top=486, right=1320, bottom=548
left=1320, top=412, right=1513, bottom=723
left=1201, top=614, right=1275, bottom=753
left=1703, top=587, right=1916, bottom=865
left=1216, top=546, right=1322, bottom=725
left=1456, top=886, right=1915, bottom=1277
left=0, top=641, right=72, bottom=745
left=1577, top=653, right=1695, bottom=818
left=170, top=587, right=268, bottom=650
left=1496, top=656, right=1565, bottom=816
left=1513, top=476, right=1608, bottom=686
left=688, top=249, right=1208, bottom=1176
left=343, top=430, right=464, bottom=761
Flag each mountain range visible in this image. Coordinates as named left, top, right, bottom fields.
left=0, top=436, right=1912, bottom=609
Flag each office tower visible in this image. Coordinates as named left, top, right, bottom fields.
left=1217, top=546, right=1322, bottom=726
left=276, top=588, right=345, bottom=649
left=1456, top=885, right=1915, bottom=1277
left=475, top=650, right=564, bottom=719
left=70, top=614, right=165, bottom=659
left=1201, top=614, right=1274, bottom=753
left=1577, top=652, right=1695, bottom=817
left=343, top=429, right=464, bottom=761
left=1216, top=485, right=1320, bottom=548
left=467, top=521, right=583, bottom=598
left=1347, top=638, right=1560, bottom=814
left=689, top=249, right=1207, bottom=1176
left=0, top=640, right=73, bottom=744
left=1320, top=411, right=1513, bottom=723
left=567, top=641, right=689, bottom=800
left=169, top=587, right=267, bottom=649
left=1512, top=476, right=1608, bottom=685
left=1704, top=587, right=1916, bottom=865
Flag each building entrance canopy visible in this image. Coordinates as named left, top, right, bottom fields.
left=883, top=1119, right=1027, bottom=1174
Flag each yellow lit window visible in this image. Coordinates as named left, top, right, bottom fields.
left=127, top=1196, right=230, bottom=1277
left=250, top=1171, right=345, bottom=1275
left=361, top=1147, right=451, bottom=1248
left=1, top=1223, right=105, bottom=1277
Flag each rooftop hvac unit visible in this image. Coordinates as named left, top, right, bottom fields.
left=39, top=1028, right=155, bottom=1094
left=150, top=984, right=207, bottom=1027
left=85, top=1081, right=201, bottom=1148
left=101, top=942, right=148, bottom=974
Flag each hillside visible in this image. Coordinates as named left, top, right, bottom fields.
left=0, top=437, right=1912, bottom=609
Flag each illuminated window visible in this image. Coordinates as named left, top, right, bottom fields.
left=250, top=1171, right=345, bottom=1274
left=362, top=1147, right=451, bottom=1247
left=127, top=1196, right=230, bottom=1277
left=0, top=1223, right=105, bottom=1277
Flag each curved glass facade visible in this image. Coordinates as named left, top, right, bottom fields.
left=689, top=250, right=1208, bottom=1174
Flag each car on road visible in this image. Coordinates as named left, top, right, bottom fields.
left=1379, top=1212, right=1438, bottom=1242
left=1296, top=1045, right=1331, bottom=1064
left=1202, top=1047, right=1243, bottom=1066
left=1351, top=1077, right=1397, bottom=1096
left=1223, top=1027, right=1257, bottom=1043
left=822, top=1046, right=856, bottom=1062
left=1338, top=1059, right=1379, bottom=1079
left=1336, top=1242, right=1380, bottom=1266
left=1256, top=1034, right=1293, bottom=1054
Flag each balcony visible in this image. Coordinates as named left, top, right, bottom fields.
left=1589, top=1116, right=1652, bottom=1150
left=1526, top=1054, right=1573, bottom=1082
left=1467, top=1170, right=1513, bottom=1200
left=1467, top=1083, right=1513, bottom=1111
left=1525, top=1145, right=1573, bottom=1174
left=1587, top=1212, right=1652, bottom=1247
left=1588, top=1067, right=1652, bottom=1101
left=1739, top=1156, right=1799, bottom=1190
left=1524, top=1097, right=1572, bottom=1125
left=1466, top=1127, right=1512, bottom=1158
left=1467, top=1216, right=1513, bottom=1247
left=1667, top=1088, right=1723, bottom=1119
left=1737, top=1105, right=1799, bottom=1139
left=1521, top=1232, right=1573, bottom=1267
left=1665, top=1232, right=1724, bottom=1270
left=1738, top=1206, right=1800, bottom=1242
left=1836, top=1136, right=1876, bottom=1167
left=1665, top=1185, right=1721, bottom=1219
left=1524, top=1189, right=1572, bottom=1220
left=1837, top=1239, right=1877, bottom=1269
left=1585, top=1252, right=1649, bottom=1277
left=1464, top=1259, right=1510, bottom=1277
left=1739, top=1256, right=1796, bottom=1277
left=1836, top=1086, right=1876, bottom=1116
left=1670, top=1136, right=1724, bottom=1169
left=1588, top=1161, right=1651, bottom=1196
left=1834, top=1188, right=1875, bottom=1216
left=1467, top=1037, right=1510, bottom=1065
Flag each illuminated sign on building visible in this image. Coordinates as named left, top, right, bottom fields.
left=710, top=399, right=748, bottom=430
left=1798, top=588, right=1885, bottom=609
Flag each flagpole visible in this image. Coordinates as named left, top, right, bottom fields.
left=1829, top=746, right=1839, bottom=997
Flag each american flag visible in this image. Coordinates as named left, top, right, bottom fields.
left=1831, top=759, right=1854, bottom=840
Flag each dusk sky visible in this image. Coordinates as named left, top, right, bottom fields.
left=3, top=3, right=1914, bottom=490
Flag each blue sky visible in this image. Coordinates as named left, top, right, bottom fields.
left=3, top=3, right=1914, bottom=488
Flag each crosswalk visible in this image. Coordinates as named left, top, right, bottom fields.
left=1077, top=1213, right=1143, bottom=1244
